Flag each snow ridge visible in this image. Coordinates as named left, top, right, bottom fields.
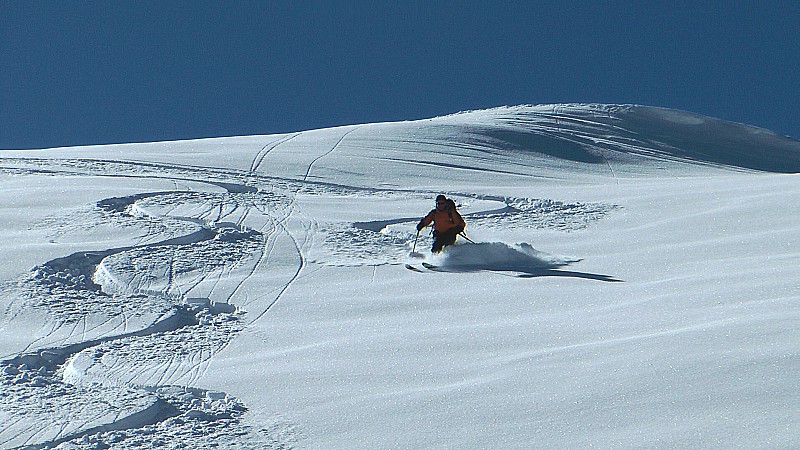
left=424, top=104, right=800, bottom=173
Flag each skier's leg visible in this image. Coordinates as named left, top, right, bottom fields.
left=443, top=230, right=457, bottom=248
left=431, top=236, right=445, bottom=253
left=433, top=229, right=457, bottom=252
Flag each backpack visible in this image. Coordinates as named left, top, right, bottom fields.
left=445, top=198, right=457, bottom=223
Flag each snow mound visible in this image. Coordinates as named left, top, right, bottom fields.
left=436, top=242, right=579, bottom=272
left=424, top=104, right=800, bottom=173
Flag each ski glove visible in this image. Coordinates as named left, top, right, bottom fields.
left=416, top=221, right=425, bottom=232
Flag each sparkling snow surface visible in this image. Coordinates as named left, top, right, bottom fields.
left=1, top=104, right=799, bottom=449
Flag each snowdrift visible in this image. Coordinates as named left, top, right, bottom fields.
left=434, top=242, right=576, bottom=271
left=333, top=104, right=800, bottom=186
left=447, top=104, right=800, bottom=172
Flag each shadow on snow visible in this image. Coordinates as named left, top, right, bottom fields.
left=433, top=242, right=622, bottom=282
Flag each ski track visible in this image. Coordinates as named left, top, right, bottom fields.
left=247, top=184, right=309, bottom=324
left=221, top=221, right=272, bottom=306
left=250, top=132, right=300, bottom=174
left=0, top=159, right=293, bottom=448
left=303, top=126, right=361, bottom=182
left=0, top=155, right=619, bottom=448
left=373, top=155, right=552, bottom=179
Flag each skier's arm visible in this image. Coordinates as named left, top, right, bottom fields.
left=417, top=211, right=434, bottom=231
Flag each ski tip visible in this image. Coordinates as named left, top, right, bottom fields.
left=405, top=264, right=424, bottom=272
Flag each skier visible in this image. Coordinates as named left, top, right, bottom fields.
left=416, top=194, right=466, bottom=253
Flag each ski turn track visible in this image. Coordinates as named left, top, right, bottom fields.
left=0, top=158, right=304, bottom=449
left=0, top=151, right=621, bottom=449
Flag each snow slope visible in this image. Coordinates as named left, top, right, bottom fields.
left=1, top=104, right=798, bottom=449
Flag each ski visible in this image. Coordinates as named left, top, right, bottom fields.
left=406, top=263, right=443, bottom=273
left=421, top=262, right=450, bottom=272
left=406, top=262, right=448, bottom=273
left=405, top=264, right=425, bottom=272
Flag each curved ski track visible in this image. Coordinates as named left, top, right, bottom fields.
left=250, top=132, right=301, bottom=174
left=303, top=126, right=362, bottom=182
left=0, top=158, right=305, bottom=448
left=0, top=148, right=620, bottom=448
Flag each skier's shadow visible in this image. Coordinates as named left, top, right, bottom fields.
left=515, top=268, right=622, bottom=282
left=441, top=265, right=622, bottom=282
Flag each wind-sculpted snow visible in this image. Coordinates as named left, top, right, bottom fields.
left=335, top=104, right=800, bottom=184
left=444, top=104, right=800, bottom=173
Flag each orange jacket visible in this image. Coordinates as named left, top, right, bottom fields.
left=419, top=207, right=465, bottom=233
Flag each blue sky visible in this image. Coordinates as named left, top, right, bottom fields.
left=2, top=1, right=798, bottom=149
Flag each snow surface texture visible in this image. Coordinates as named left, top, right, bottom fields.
left=1, top=104, right=799, bottom=449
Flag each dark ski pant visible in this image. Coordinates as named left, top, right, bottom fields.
left=432, top=229, right=458, bottom=253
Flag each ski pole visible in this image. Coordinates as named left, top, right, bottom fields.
left=459, top=232, right=476, bottom=244
left=412, top=230, right=420, bottom=253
